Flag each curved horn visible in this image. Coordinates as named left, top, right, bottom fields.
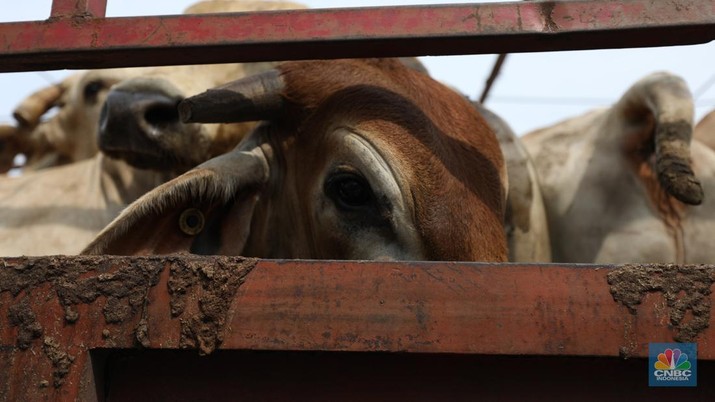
left=12, top=84, right=63, bottom=127
left=647, top=74, right=703, bottom=205
left=617, top=73, right=704, bottom=205
left=655, top=123, right=703, bottom=205
left=179, top=69, right=285, bottom=124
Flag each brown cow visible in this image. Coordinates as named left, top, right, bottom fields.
left=84, top=58, right=508, bottom=261
left=523, top=72, right=715, bottom=264
left=98, top=0, right=306, bottom=174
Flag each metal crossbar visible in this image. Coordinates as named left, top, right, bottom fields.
left=0, top=0, right=713, bottom=72
left=1, top=1, right=714, bottom=400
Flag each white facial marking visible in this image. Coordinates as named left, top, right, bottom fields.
left=317, top=127, right=425, bottom=260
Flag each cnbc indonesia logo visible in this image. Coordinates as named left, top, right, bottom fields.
left=649, top=343, right=697, bottom=387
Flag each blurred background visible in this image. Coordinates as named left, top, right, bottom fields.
left=1, top=0, right=714, bottom=135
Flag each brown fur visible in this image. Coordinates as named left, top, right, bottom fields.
left=273, top=59, right=506, bottom=260
left=86, top=59, right=508, bottom=262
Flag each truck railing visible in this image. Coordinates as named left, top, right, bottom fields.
left=1, top=1, right=714, bottom=400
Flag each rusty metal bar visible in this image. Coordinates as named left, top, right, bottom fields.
left=1, top=256, right=713, bottom=400
left=1, top=0, right=714, bottom=72
left=50, top=0, right=107, bottom=19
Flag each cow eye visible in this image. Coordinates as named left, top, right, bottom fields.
left=83, top=80, right=105, bottom=104
left=325, top=172, right=374, bottom=210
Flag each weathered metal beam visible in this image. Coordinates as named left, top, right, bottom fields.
left=1, top=0, right=714, bottom=72
left=50, top=0, right=107, bottom=19
left=1, top=256, right=714, bottom=400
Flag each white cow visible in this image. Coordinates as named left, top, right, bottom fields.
left=695, top=109, right=715, bottom=150
left=523, top=72, right=715, bottom=264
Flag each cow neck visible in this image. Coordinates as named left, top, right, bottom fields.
left=97, top=154, right=174, bottom=206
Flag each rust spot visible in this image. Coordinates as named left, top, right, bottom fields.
left=607, top=264, right=714, bottom=342
left=69, top=13, right=94, bottom=28
left=539, top=1, right=559, bottom=33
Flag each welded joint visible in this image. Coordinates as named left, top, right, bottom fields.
left=49, top=0, right=107, bottom=19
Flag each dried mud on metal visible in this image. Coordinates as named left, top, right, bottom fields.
left=608, top=263, right=714, bottom=342
left=0, top=255, right=257, bottom=389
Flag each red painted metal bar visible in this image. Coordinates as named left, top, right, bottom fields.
left=50, top=0, right=107, bottom=19
left=1, top=0, right=714, bottom=72
left=0, top=256, right=713, bottom=400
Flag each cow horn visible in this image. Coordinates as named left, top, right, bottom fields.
left=179, top=69, right=285, bottom=124
left=655, top=124, right=704, bottom=205
left=0, top=124, right=16, bottom=139
left=12, top=84, right=64, bottom=127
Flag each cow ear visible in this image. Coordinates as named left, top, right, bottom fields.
left=82, top=149, right=268, bottom=256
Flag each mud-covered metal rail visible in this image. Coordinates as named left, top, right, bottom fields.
left=1, top=256, right=714, bottom=400
left=0, top=0, right=713, bottom=72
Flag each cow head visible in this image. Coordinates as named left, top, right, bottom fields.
left=84, top=59, right=508, bottom=262
left=6, top=69, right=135, bottom=170
left=96, top=0, right=307, bottom=174
left=97, top=64, right=260, bottom=174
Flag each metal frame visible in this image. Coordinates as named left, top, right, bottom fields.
left=2, top=256, right=714, bottom=400
left=0, top=0, right=713, bottom=71
left=1, top=1, right=715, bottom=400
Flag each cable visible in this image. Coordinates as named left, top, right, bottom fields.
left=488, top=96, right=715, bottom=107
left=694, top=74, right=715, bottom=100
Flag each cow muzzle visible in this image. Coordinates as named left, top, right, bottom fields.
left=98, top=88, right=185, bottom=170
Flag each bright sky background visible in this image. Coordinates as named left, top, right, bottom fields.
left=1, top=0, right=714, bottom=135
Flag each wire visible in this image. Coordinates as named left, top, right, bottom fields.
left=694, top=74, right=715, bottom=100
left=479, top=54, right=507, bottom=104
left=488, top=95, right=715, bottom=107
left=35, top=71, right=57, bottom=85
left=488, top=95, right=613, bottom=106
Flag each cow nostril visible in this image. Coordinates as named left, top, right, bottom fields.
left=144, top=102, right=180, bottom=129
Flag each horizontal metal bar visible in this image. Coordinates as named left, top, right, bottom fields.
left=50, top=0, right=107, bottom=19
left=1, top=0, right=714, bottom=72
left=1, top=256, right=713, bottom=399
